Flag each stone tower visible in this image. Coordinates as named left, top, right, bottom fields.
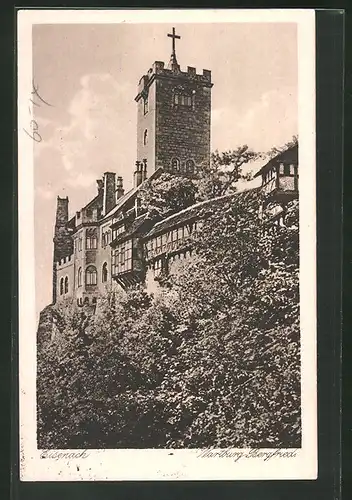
left=135, top=27, right=213, bottom=177
left=52, top=196, right=73, bottom=303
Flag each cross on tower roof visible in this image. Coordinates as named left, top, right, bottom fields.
left=167, top=27, right=181, bottom=56
left=167, top=27, right=181, bottom=71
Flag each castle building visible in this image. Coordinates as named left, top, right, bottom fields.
left=52, top=28, right=299, bottom=308
left=52, top=27, right=214, bottom=306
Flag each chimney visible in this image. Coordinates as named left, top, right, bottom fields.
left=96, top=179, right=104, bottom=195
left=103, top=172, right=116, bottom=215
left=116, top=176, right=125, bottom=200
left=133, top=161, right=143, bottom=188
left=141, top=159, right=148, bottom=183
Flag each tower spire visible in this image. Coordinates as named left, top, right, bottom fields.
left=167, top=27, right=181, bottom=71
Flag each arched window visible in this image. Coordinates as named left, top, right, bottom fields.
left=171, top=157, right=180, bottom=172
left=77, top=267, right=82, bottom=287
left=64, top=276, right=69, bottom=294
left=59, top=277, right=64, bottom=295
left=85, top=228, right=97, bottom=249
left=186, top=159, right=195, bottom=174
left=102, top=262, right=108, bottom=283
left=86, top=265, right=97, bottom=286
left=143, top=129, right=148, bottom=146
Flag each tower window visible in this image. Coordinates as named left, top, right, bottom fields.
left=64, top=276, right=69, bottom=294
left=143, top=96, right=149, bottom=114
left=86, top=265, right=97, bottom=286
left=171, top=157, right=180, bottom=172
left=143, top=129, right=148, bottom=145
left=174, top=93, right=193, bottom=107
left=102, top=262, right=108, bottom=283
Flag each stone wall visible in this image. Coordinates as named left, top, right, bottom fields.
left=136, top=82, right=156, bottom=171
left=56, top=255, right=75, bottom=303
left=154, top=76, right=212, bottom=173
left=135, top=62, right=212, bottom=175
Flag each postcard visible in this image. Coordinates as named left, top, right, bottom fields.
left=17, top=8, right=316, bottom=481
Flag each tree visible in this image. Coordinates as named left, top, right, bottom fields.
left=37, top=186, right=300, bottom=450
left=139, top=172, right=197, bottom=220
left=159, top=193, right=300, bottom=447
left=267, top=135, right=298, bottom=159
left=196, top=145, right=261, bottom=201
left=37, top=291, right=157, bottom=449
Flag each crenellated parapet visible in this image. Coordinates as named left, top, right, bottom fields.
left=56, top=254, right=74, bottom=269
left=135, top=61, right=212, bottom=102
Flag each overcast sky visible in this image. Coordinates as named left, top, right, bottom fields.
left=32, top=22, right=297, bottom=318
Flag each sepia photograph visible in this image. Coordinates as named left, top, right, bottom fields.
left=18, top=9, right=316, bottom=481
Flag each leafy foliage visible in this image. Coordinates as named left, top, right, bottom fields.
left=267, top=135, right=298, bottom=159
left=37, top=190, right=300, bottom=449
left=139, top=172, right=198, bottom=220
left=196, top=145, right=261, bottom=201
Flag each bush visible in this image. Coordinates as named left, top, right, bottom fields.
left=37, top=196, right=300, bottom=449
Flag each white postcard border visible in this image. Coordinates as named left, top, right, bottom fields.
left=18, top=8, right=316, bottom=481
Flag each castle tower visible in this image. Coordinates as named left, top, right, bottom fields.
left=135, top=27, right=213, bottom=177
left=52, top=196, right=73, bottom=303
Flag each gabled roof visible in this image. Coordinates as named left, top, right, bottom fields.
left=102, top=186, right=139, bottom=220
left=254, top=144, right=298, bottom=179
left=145, top=191, right=247, bottom=238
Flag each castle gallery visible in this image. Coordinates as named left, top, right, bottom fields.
left=52, top=28, right=299, bottom=308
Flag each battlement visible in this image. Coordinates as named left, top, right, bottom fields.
left=136, top=61, right=212, bottom=101
left=56, top=254, right=73, bottom=268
